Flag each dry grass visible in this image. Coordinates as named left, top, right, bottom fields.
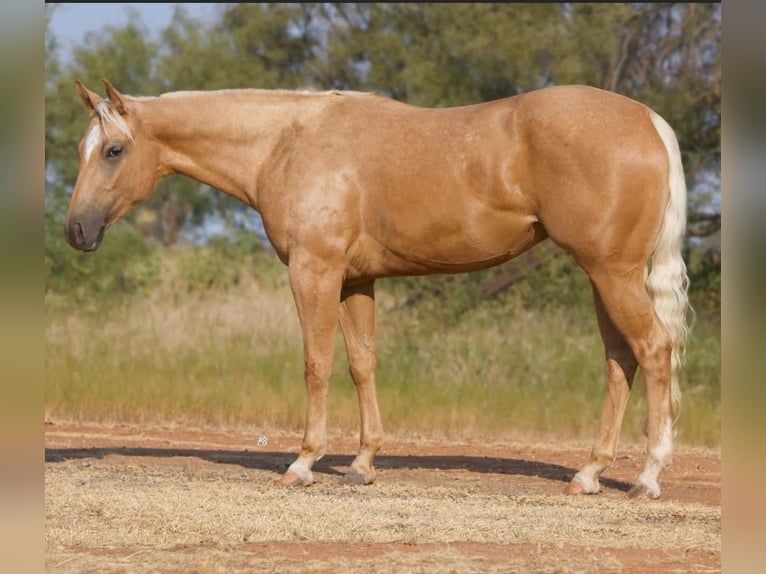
left=46, top=274, right=720, bottom=446
left=45, top=545, right=603, bottom=574
left=46, top=459, right=719, bottom=548
left=45, top=283, right=307, bottom=428
left=45, top=429, right=720, bottom=574
left=45, top=240, right=720, bottom=446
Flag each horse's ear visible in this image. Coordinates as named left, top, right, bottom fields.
left=76, top=80, right=100, bottom=114
left=102, top=79, right=127, bottom=115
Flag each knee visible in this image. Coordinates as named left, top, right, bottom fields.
left=304, top=359, right=332, bottom=387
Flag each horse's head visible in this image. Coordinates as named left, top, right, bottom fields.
left=65, top=80, right=160, bottom=251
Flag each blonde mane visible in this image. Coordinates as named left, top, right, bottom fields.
left=156, top=87, right=372, bottom=100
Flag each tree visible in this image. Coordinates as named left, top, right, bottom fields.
left=553, top=4, right=720, bottom=235
left=318, top=3, right=565, bottom=105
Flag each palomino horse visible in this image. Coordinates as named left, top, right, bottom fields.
left=65, top=79, right=690, bottom=499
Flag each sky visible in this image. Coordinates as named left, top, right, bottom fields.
left=47, top=3, right=216, bottom=62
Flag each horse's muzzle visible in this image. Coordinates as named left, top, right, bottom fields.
left=64, top=218, right=106, bottom=252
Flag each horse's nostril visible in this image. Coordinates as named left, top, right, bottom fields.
left=74, top=222, right=85, bottom=246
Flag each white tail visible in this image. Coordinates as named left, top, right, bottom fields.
left=646, top=111, right=692, bottom=420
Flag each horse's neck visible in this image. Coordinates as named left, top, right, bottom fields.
left=141, top=92, right=313, bottom=209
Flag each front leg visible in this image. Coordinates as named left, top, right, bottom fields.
left=280, top=252, right=344, bottom=487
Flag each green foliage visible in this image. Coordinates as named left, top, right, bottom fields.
left=45, top=216, right=160, bottom=310
left=382, top=252, right=592, bottom=330
left=686, top=243, right=722, bottom=315
left=551, top=4, right=637, bottom=88
left=175, top=235, right=262, bottom=294
left=321, top=3, right=565, bottom=105
left=45, top=219, right=285, bottom=311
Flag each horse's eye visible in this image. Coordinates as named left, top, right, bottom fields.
left=105, top=144, right=123, bottom=158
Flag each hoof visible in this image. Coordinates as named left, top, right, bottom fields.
left=341, top=469, right=374, bottom=486
left=564, top=479, right=586, bottom=495
left=279, top=471, right=313, bottom=487
left=627, top=483, right=660, bottom=499
left=564, top=476, right=600, bottom=495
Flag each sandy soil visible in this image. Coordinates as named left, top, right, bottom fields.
left=45, top=422, right=720, bottom=573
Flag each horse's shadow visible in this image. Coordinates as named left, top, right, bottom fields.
left=45, top=446, right=632, bottom=493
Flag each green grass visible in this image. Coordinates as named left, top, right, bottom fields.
left=45, top=248, right=720, bottom=446
left=46, top=286, right=306, bottom=429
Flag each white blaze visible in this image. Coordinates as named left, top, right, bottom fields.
left=83, top=125, right=101, bottom=162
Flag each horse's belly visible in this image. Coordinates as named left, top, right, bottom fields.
left=346, top=209, right=541, bottom=281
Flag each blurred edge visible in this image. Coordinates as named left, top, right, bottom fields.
left=721, top=1, right=766, bottom=573
left=0, top=0, right=44, bottom=573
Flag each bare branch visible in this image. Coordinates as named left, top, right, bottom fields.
left=686, top=213, right=721, bottom=238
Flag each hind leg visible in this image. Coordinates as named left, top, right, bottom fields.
left=576, top=267, right=674, bottom=499
left=565, top=284, right=638, bottom=495
left=338, top=281, right=382, bottom=485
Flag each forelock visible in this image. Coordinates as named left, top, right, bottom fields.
left=95, top=100, right=134, bottom=141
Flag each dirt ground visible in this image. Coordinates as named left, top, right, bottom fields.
left=45, top=422, right=720, bottom=573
